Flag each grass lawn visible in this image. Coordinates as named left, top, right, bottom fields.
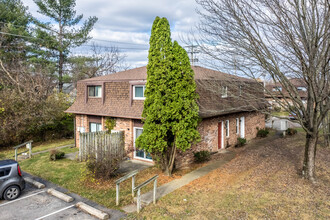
left=16, top=142, right=202, bottom=210
left=128, top=131, right=330, bottom=219
left=271, top=111, right=289, bottom=117
left=0, top=139, right=74, bottom=160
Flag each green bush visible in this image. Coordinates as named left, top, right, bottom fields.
left=237, top=137, right=247, bottom=147
left=194, top=151, right=211, bottom=163
left=273, top=106, right=281, bottom=112
left=86, top=156, right=122, bottom=179
left=257, top=129, right=269, bottom=138
left=49, top=149, right=65, bottom=161
left=286, top=128, right=297, bottom=136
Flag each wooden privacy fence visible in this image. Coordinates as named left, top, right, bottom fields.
left=78, top=130, right=125, bottom=161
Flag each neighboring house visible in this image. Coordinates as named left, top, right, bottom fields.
left=65, top=66, right=265, bottom=167
left=265, top=78, right=307, bottom=109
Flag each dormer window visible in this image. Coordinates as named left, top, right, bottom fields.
left=272, top=86, right=282, bottom=92
left=133, top=85, right=146, bottom=100
left=221, top=86, right=228, bottom=98
left=88, top=85, right=102, bottom=97
left=297, top=87, right=307, bottom=91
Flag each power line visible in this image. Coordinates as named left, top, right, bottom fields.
left=0, top=31, right=149, bottom=51
left=89, top=38, right=148, bottom=46
left=185, top=45, right=199, bottom=65
left=0, top=31, right=38, bottom=41
left=0, top=21, right=149, bottom=46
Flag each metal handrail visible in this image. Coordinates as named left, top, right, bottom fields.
left=134, top=175, right=158, bottom=213
left=13, top=140, right=33, bottom=161
left=13, top=140, right=33, bottom=149
left=115, top=170, right=139, bottom=206
left=115, top=170, right=138, bottom=184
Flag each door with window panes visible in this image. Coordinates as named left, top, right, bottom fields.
left=134, top=127, right=152, bottom=161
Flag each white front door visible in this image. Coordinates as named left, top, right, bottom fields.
left=133, top=127, right=152, bottom=161
left=240, top=117, right=245, bottom=138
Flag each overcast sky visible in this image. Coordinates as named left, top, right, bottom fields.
left=22, top=0, right=201, bottom=68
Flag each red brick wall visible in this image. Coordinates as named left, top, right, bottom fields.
left=176, top=111, right=265, bottom=168
left=75, top=114, right=89, bottom=148
left=75, top=115, right=134, bottom=152
left=75, top=111, right=265, bottom=168
left=113, top=118, right=133, bottom=152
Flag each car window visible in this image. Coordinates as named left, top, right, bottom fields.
left=0, top=167, right=12, bottom=177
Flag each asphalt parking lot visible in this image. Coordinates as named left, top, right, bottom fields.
left=0, top=174, right=125, bottom=220
left=0, top=182, right=97, bottom=220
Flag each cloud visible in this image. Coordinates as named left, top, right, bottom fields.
left=22, top=0, right=200, bottom=67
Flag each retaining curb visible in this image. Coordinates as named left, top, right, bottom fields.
left=47, top=188, right=74, bottom=203
left=76, top=202, right=110, bottom=220
left=24, top=177, right=45, bottom=189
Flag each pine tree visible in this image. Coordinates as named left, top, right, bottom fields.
left=33, top=0, right=98, bottom=92
left=0, top=0, right=31, bottom=62
left=136, top=17, right=200, bottom=176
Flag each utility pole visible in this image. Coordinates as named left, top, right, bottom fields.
left=185, top=45, right=199, bottom=65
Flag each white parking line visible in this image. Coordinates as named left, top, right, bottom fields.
left=34, top=204, right=75, bottom=220
left=0, top=190, right=46, bottom=207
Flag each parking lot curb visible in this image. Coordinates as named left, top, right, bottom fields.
left=76, top=202, right=110, bottom=220
left=47, top=188, right=74, bottom=203
left=24, top=177, right=45, bottom=189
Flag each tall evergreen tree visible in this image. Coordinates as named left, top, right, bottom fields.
left=0, top=0, right=31, bottom=62
left=136, top=17, right=200, bottom=175
left=33, top=0, right=98, bottom=91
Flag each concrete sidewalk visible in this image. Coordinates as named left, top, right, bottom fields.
left=122, top=150, right=235, bottom=212
left=31, top=144, right=74, bottom=156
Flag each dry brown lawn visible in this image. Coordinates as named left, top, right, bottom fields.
left=129, top=131, right=330, bottom=219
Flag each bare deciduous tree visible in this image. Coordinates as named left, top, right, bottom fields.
left=196, top=0, right=330, bottom=182
left=0, top=57, right=72, bottom=146
left=67, top=43, right=129, bottom=88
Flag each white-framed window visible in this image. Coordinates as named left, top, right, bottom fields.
left=89, top=122, right=102, bottom=132
left=240, top=117, right=245, bottom=138
left=225, top=120, right=229, bottom=137
left=221, top=86, right=228, bottom=98
left=133, top=85, right=146, bottom=100
left=88, top=85, right=102, bottom=97
left=297, top=86, right=307, bottom=91
left=272, top=86, right=282, bottom=92
left=236, top=118, right=239, bottom=134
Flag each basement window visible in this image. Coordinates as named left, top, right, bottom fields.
left=88, top=85, right=102, bottom=97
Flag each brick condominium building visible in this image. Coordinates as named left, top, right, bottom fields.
left=65, top=66, right=266, bottom=167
